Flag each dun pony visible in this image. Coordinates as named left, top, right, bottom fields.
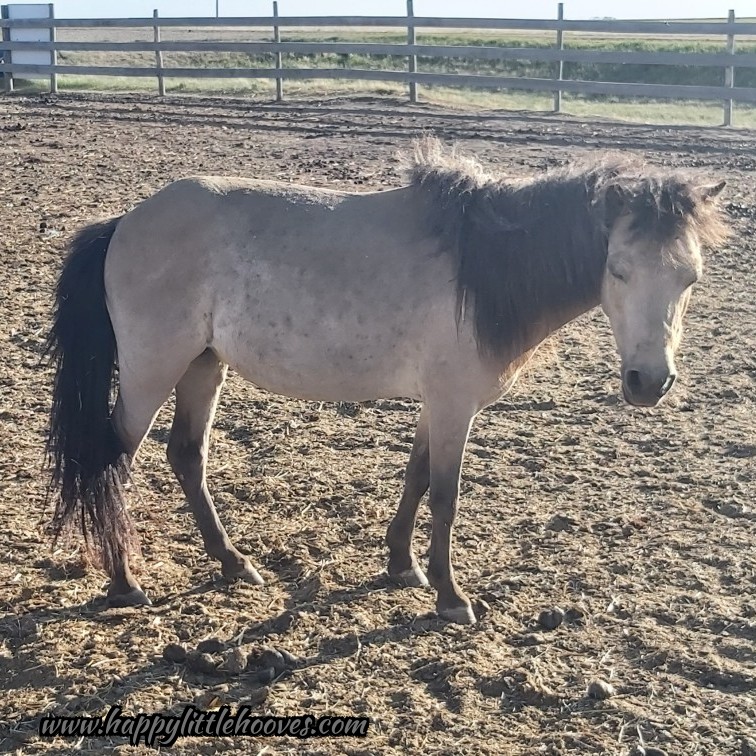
left=46, top=138, right=727, bottom=623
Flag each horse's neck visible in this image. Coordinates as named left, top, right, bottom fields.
left=451, top=176, right=608, bottom=365
left=506, top=207, right=606, bottom=359
left=546, top=286, right=602, bottom=338
left=513, top=285, right=602, bottom=362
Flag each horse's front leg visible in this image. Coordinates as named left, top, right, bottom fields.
left=386, top=407, right=430, bottom=587
left=426, top=401, right=477, bottom=624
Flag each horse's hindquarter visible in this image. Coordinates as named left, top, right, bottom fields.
left=105, top=177, right=483, bottom=403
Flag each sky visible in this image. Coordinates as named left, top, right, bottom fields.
left=49, top=1, right=753, bottom=21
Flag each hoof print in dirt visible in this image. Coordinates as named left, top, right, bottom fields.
left=162, top=642, right=188, bottom=664
left=586, top=679, right=615, bottom=700
left=537, top=607, right=565, bottom=630
left=186, top=651, right=221, bottom=676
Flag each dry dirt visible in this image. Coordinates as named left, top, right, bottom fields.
left=0, top=93, right=755, bottom=756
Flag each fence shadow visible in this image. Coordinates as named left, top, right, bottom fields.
left=14, top=92, right=752, bottom=160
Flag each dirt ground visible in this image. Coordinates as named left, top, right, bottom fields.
left=0, top=93, right=754, bottom=755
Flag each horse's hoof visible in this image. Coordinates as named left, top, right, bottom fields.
left=223, top=561, right=264, bottom=586
left=389, top=565, right=430, bottom=588
left=438, top=603, right=477, bottom=625
left=106, top=587, right=152, bottom=608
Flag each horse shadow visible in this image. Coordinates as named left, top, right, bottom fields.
left=0, top=601, right=157, bottom=749
left=7, top=551, right=755, bottom=755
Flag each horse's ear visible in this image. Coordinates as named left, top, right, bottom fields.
left=699, top=180, right=726, bottom=201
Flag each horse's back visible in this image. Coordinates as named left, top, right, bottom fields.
left=102, top=175, right=480, bottom=402
left=111, top=174, right=420, bottom=266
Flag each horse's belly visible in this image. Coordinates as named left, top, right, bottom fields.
left=207, top=246, right=452, bottom=402
left=212, top=325, right=424, bottom=402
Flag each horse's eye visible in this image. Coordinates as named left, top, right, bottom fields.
left=609, top=267, right=627, bottom=283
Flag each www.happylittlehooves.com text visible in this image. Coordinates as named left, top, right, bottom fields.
left=39, top=705, right=370, bottom=747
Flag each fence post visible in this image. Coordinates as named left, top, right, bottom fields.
left=724, top=9, right=735, bottom=126
left=1, top=5, right=12, bottom=93
left=553, top=2, right=564, bottom=112
left=48, top=3, right=57, bottom=93
left=407, top=0, right=417, bottom=103
left=273, top=1, right=283, bottom=101
left=153, top=9, right=165, bottom=96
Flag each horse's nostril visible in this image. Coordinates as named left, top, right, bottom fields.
left=625, top=369, right=642, bottom=392
left=658, top=374, right=676, bottom=397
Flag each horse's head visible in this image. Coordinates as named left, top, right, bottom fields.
left=600, top=177, right=727, bottom=407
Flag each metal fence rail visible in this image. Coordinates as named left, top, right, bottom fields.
left=1, top=4, right=754, bottom=124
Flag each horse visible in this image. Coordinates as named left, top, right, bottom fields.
left=45, top=138, right=728, bottom=624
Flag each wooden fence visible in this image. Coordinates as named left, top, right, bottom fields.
left=2, top=4, right=756, bottom=125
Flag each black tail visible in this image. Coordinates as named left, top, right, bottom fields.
left=46, top=217, right=134, bottom=573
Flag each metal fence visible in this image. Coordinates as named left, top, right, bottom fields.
left=1, top=4, right=755, bottom=125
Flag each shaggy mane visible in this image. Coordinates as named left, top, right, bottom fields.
left=406, top=137, right=729, bottom=360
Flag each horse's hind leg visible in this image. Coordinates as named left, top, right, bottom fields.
left=167, top=349, right=263, bottom=585
left=385, top=407, right=430, bottom=588
left=108, top=368, right=181, bottom=607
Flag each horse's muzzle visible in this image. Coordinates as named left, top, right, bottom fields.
left=622, top=369, right=676, bottom=407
